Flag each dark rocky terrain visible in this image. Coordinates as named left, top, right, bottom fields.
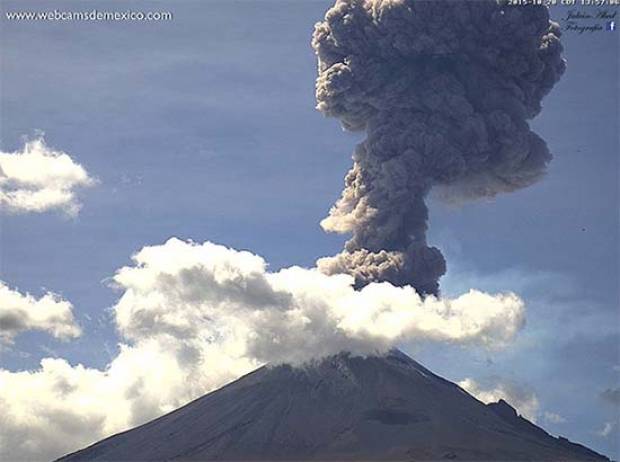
left=57, top=350, right=609, bottom=461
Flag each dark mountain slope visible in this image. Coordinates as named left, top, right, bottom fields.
left=57, top=350, right=609, bottom=461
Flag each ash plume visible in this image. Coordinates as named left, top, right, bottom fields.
left=313, top=0, right=565, bottom=295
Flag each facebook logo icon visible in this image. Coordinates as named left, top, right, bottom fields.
left=607, top=21, right=616, bottom=31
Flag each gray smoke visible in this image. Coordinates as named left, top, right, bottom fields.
left=313, top=0, right=565, bottom=295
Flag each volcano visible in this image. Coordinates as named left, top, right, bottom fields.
left=57, top=350, right=608, bottom=461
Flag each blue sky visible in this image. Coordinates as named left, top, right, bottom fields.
left=1, top=0, right=618, bottom=460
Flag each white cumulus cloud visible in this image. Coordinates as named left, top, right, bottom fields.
left=112, top=238, right=525, bottom=363
left=0, top=137, right=95, bottom=216
left=0, top=238, right=526, bottom=461
left=0, top=281, right=81, bottom=344
left=458, top=377, right=540, bottom=423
